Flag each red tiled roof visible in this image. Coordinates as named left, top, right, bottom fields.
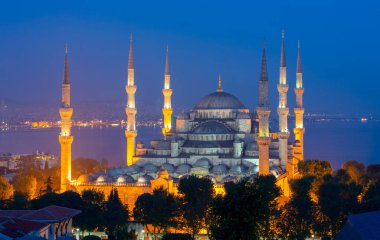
left=0, top=205, right=81, bottom=223
left=0, top=217, right=48, bottom=238
left=20, top=205, right=81, bottom=222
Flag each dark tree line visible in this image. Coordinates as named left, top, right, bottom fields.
left=1, top=159, right=379, bottom=240
left=133, top=161, right=380, bottom=240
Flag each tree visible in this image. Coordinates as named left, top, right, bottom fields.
left=316, top=171, right=362, bottom=237
left=133, top=187, right=179, bottom=237
left=0, top=176, right=13, bottom=200
left=342, top=160, right=366, bottom=184
left=361, top=180, right=380, bottom=212
left=114, top=225, right=137, bottom=240
left=76, top=189, right=106, bottom=234
left=12, top=175, right=37, bottom=200
left=72, top=158, right=108, bottom=180
left=44, top=176, right=53, bottom=194
left=210, top=175, right=280, bottom=240
left=299, top=160, right=333, bottom=178
left=10, top=191, right=29, bottom=209
left=366, top=164, right=380, bottom=181
left=104, top=188, right=129, bottom=240
left=178, top=176, right=214, bottom=239
left=278, top=176, right=315, bottom=239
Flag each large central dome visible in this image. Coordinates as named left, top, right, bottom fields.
left=194, top=91, right=247, bottom=110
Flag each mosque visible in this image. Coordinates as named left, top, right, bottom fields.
left=60, top=33, right=305, bottom=207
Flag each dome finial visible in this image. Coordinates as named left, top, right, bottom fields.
left=217, top=74, right=223, bottom=92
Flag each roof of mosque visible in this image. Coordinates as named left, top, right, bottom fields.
left=191, top=121, right=235, bottom=134
left=194, top=91, right=247, bottom=110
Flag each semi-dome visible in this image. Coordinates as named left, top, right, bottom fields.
left=194, top=91, right=247, bottom=110
left=142, top=163, right=158, bottom=173
left=162, top=163, right=175, bottom=173
left=137, top=174, right=154, bottom=183
left=211, top=164, right=229, bottom=175
left=191, top=121, right=234, bottom=134
left=230, top=165, right=248, bottom=175
left=96, top=175, right=113, bottom=183
left=116, top=175, right=135, bottom=183
left=194, top=157, right=211, bottom=168
left=77, top=174, right=94, bottom=183
left=176, top=164, right=192, bottom=174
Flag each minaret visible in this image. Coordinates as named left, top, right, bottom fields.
left=256, top=40, right=271, bottom=175
left=59, top=45, right=74, bottom=192
left=125, top=34, right=137, bottom=166
left=162, top=46, right=173, bottom=138
left=293, top=40, right=305, bottom=161
left=277, top=31, right=290, bottom=169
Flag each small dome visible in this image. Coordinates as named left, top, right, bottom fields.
left=121, top=165, right=140, bottom=175
left=157, top=169, right=170, bottom=179
left=191, top=121, right=234, bottom=134
left=211, top=164, right=229, bottom=175
left=176, top=164, right=192, bottom=174
left=194, top=91, right=247, bottom=110
left=194, top=158, right=211, bottom=168
left=230, top=165, right=248, bottom=175
left=77, top=174, right=94, bottom=183
left=116, top=175, right=135, bottom=183
left=137, top=174, right=154, bottom=183
left=143, top=163, right=158, bottom=173
left=96, top=175, right=113, bottom=183
left=162, top=163, right=175, bottom=173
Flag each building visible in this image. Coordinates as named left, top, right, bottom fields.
left=0, top=205, right=81, bottom=240
left=67, top=33, right=305, bottom=206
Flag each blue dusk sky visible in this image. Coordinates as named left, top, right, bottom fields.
left=0, top=0, right=379, bottom=116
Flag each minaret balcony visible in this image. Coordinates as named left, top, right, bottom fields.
left=162, top=88, right=173, bottom=96
left=294, top=88, right=304, bottom=95
left=126, top=85, right=137, bottom=94
left=59, top=107, right=73, bottom=119
left=277, top=84, right=289, bottom=93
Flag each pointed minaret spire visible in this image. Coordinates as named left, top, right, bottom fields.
left=59, top=44, right=74, bottom=192
left=294, top=39, right=305, bottom=169
left=63, top=44, right=70, bottom=84
left=217, top=74, right=223, bottom=92
left=125, top=33, right=137, bottom=166
left=280, top=31, right=286, bottom=67
left=256, top=39, right=271, bottom=175
left=297, top=40, right=302, bottom=73
left=165, top=45, right=170, bottom=75
left=259, top=39, right=269, bottom=107
left=277, top=30, right=290, bottom=169
left=162, top=46, right=173, bottom=138
left=128, top=33, right=134, bottom=70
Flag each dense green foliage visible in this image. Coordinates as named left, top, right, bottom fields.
left=177, top=175, right=214, bottom=239
left=133, top=187, right=179, bottom=236
left=210, top=175, right=280, bottom=240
